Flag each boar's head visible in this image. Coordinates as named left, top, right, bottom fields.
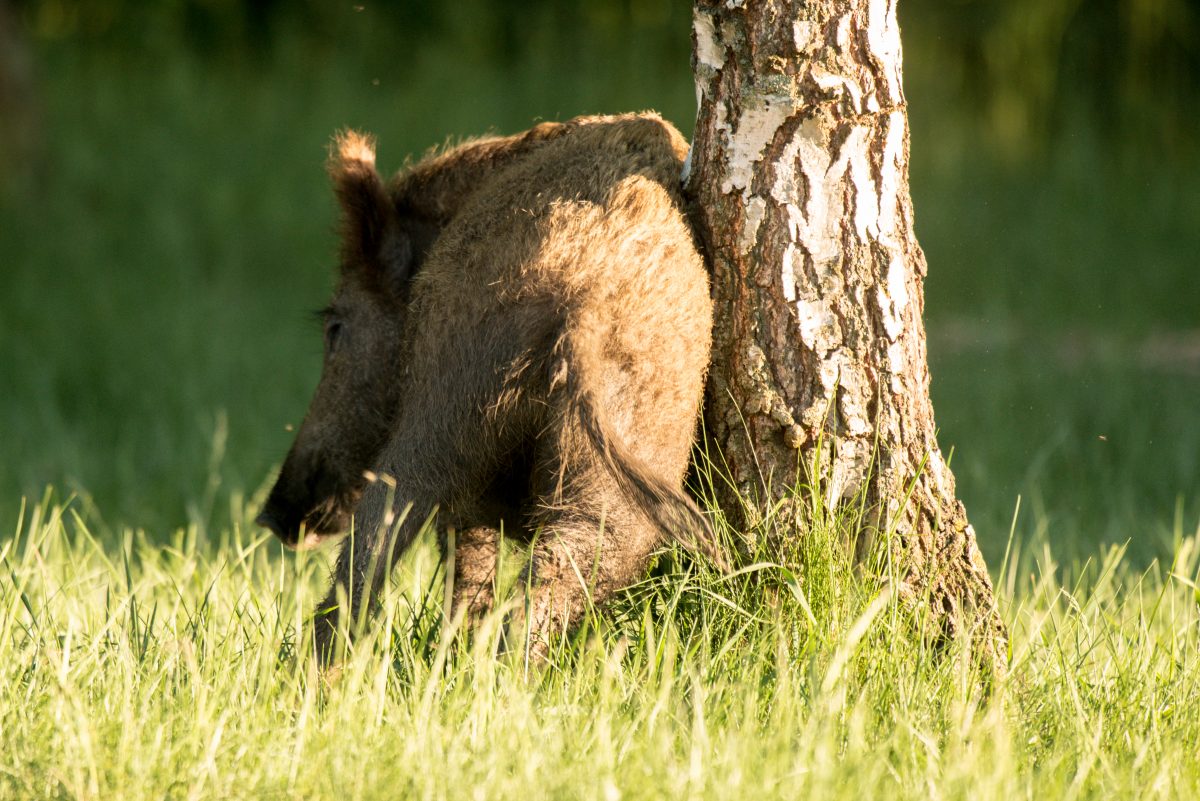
left=257, top=131, right=431, bottom=549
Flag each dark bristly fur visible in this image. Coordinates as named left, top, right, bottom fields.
left=256, top=113, right=719, bottom=663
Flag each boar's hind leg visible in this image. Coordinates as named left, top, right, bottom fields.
left=442, top=525, right=500, bottom=625
left=505, top=467, right=659, bottom=664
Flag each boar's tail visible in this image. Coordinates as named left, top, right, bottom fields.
left=557, top=344, right=729, bottom=572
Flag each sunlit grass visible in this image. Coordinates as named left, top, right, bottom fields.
left=3, top=487, right=1199, bottom=800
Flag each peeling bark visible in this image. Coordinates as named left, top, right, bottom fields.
left=686, top=0, right=1005, bottom=661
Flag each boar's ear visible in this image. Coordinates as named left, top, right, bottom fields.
left=329, top=130, right=414, bottom=298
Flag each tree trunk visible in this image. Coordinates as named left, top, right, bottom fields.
left=685, top=0, right=1005, bottom=660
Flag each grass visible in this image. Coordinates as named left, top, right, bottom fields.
left=3, top=10, right=1200, bottom=800
left=3, top=488, right=1200, bottom=800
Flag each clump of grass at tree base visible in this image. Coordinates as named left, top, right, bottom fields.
left=3, top=475, right=1199, bottom=800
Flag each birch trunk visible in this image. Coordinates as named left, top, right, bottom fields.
left=685, top=0, right=1005, bottom=658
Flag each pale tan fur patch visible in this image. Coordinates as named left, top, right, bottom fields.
left=335, top=129, right=377, bottom=169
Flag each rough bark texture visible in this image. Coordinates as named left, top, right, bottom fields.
left=685, top=0, right=1005, bottom=659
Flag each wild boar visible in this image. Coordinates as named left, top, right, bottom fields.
left=256, top=113, right=719, bottom=662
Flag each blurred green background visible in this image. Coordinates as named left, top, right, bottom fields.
left=1, top=0, right=1197, bottom=571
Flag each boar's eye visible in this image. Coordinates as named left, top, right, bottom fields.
left=324, top=320, right=344, bottom=354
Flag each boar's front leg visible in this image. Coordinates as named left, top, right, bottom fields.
left=311, top=404, right=512, bottom=663
left=312, top=471, right=439, bottom=664
left=314, top=505, right=506, bottom=661
left=310, top=325, right=536, bottom=662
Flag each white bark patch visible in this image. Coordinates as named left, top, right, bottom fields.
left=693, top=11, right=724, bottom=71
left=773, top=118, right=867, bottom=292
left=867, top=0, right=903, bottom=106
left=879, top=253, right=910, bottom=394
left=928, top=448, right=949, bottom=499
left=772, top=119, right=833, bottom=266
left=781, top=243, right=800, bottom=301
left=877, top=255, right=908, bottom=341
left=887, top=340, right=905, bottom=394
left=875, top=111, right=907, bottom=248
left=681, top=144, right=693, bottom=185
left=845, top=126, right=878, bottom=239
left=722, top=98, right=794, bottom=196
left=886, top=255, right=909, bottom=323
left=793, top=20, right=818, bottom=52
left=795, top=298, right=839, bottom=356
left=835, top=14, right=852, bottom=50
left=841, top=393, right=872, bottom=437
left=877, top=288, right=899, bottom=337
left=739, top=196, right=767, bottom=254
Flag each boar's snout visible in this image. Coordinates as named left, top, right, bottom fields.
left=256, top=488, right=315, bottom=550
left=254, top=507, right=297, bottom=546
left=257, top=456, right=354, bottom=550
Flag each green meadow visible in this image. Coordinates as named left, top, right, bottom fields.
left=1, top=3, right=1198, bottom=798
